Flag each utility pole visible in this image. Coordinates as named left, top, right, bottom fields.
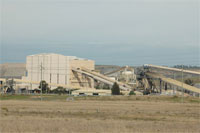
left=40, top=62, right=43, bottom=101
left=159, top=79, right=162, bottom=94
left=181, top=64, right=184, bottom=103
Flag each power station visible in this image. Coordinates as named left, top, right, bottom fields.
left=0, top=53, right=199, bottom=96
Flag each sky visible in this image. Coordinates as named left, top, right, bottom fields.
left=1, top=0, right=199, bottom=66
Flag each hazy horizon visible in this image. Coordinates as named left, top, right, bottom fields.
left=1, top=0, right=199, bottom=66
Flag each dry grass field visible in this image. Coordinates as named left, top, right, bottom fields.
left=0, top=95, right=200, bottom=133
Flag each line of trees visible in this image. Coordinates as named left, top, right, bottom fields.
left=173, top=65, right=200, bottom=69
left=38, top=81, right=68, bottom=94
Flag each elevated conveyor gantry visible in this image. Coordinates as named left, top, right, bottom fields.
left=72, top=67, right=131, bottom=91
left=146, top=72, right=200, bottom=94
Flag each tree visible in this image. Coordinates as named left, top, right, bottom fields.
left=129, top=90, right=136, bottom=95
left=39, top=80, right=50, bottom=93
left=184, top=79, right=194, bottom=86
left=111, top=82, right=120, bottom=95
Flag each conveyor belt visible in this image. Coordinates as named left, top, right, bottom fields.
left=72, top=68, right=131, bottom=90
left=146, top=64, right=200, bottom=75
left=146, top=72, right=200, bottom=94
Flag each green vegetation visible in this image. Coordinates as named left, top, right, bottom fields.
left=184, top=78, right=194, bottom=86
left=129, top=90, right=136, bottom=95
left=103, top=84, right=110, bottom=90
left=95, top=84, right=110, bottom=90
left=95, top=84, right=100, bottom=89
left=0, top=94, right=199, bottom=103
left=50, top=86, right=68, bottom=94
left=0, top=95, right=31, bottom=100
left=176, top=77, right=200, bottom=85
left=173, top=65, right=200, bottom=69
left=39, top=80, right=50, bottom=93
left=111, top=82, right=120, bottom=95
left=0, top=94, right=70, bottom=101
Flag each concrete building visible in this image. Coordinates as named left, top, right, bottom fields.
left=22, top=53, right=95, bottom=90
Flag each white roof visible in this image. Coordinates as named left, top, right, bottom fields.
left=28, top=53, right=92, bottom=61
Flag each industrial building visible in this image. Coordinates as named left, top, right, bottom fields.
left=105, top=66, right=137, bottom=86
left=22, top=53, right=95, bottom=90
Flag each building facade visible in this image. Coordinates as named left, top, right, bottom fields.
left=22, top=53, right=95, bottom=89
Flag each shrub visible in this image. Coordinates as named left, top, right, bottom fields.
left=129, top=90, right=136, bottom=95
left=184, top=79, right=194, bottom=86
left=50, top=86, right=67, bottom=95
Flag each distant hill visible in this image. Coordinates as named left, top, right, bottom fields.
left=95, top=65, right=121, bottom=74
left=0, top=63, right=121, bottom=78
left=173, top=65, right=200, bottom=72
left=0, top=63, right=26, bottom=78
left=3, top=63, right=198, bottom=81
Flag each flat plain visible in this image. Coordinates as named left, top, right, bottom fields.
left=0, top=95, right=200, bottom=133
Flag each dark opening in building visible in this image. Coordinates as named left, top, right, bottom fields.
left=93, top=93, right=99, bottom=96
left=79, top=93, right=85, bottom=96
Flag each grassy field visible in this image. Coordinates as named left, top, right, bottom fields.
left=0, top=95, right=200, bottom=133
